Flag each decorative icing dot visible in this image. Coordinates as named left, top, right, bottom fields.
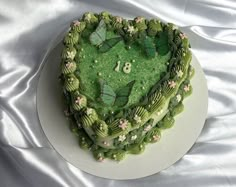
left=119, top=119, right=128, bottom=130
left=153, top=135, right=160, bottom=141
left=115, top=61, right=121, bottom=72
left=177, top=70, right=184, bottom=78
left=184, top=84, right=190, bottom=92
left=131, top=135, right=137, bottom=141
left=144, top=125, right=152, bottom=132
left=97, top=72, right=102, bottom=76
left=157, top=109, right=163, bottom=116
left=118, top=134, right=126, bottom=142
left=103, top=141, right=109, bottom=146
left=73, top=20, right=81, bottom=26
left=134, top=115, right=142, bottom=123
left=99, top=124, right=103, bottom=130
left=86, top=108, right=93, bottom=116
left=112, top=154, right=117, bottom=158
left=75, top=96, right=83, bottom=105
left=168, top=81, right=177, bottom=88
left=180, top=33, right=187, bottom=39
left=176, top=94, right=182, bottom=102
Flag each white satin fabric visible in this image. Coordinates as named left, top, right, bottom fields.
left=1, top=0, right=236, bottom=186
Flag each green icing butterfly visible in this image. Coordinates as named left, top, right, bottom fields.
left=99, top=79, right=136, bottom=107
left=89, top=20, right=122, bottom=53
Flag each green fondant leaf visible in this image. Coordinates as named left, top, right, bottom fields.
left=89, top=20, right=106, bottom=46
left=99, top=79, right=116, bottom=106
left=156, top=32, right=169, bottom=55
left=115, top=80, right=136, bottom=107
left=98, top=37, right=122, bottom=53
left=143, top=36, right=156, bottom=58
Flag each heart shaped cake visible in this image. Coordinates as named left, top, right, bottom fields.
left=60, top=12, right=194, bottom=162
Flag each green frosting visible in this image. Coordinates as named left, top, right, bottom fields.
left=61, top=46, right=77, bottom=60
left=130, top=106, right=149, bottom=126
left=157, top=113, right=175, bottom=129
left=105, top=149, right=126, bottom=161
left=64, top=31, right=79, bottom=45
left=126, top=142, right=145, bottom=154
left=170, top=102, right=184, bottom=116
left=147, top=19, right=162, bottom=36
left=64, top=74, right=79, bottom=92
left=111, top=16, right=123, bottom=30
left=71, top=21, right=86, bottom=33
left=93, top=120, right=109, bottom=138
left=60, top=12, right=194, bottom=162
left=133, top=16, right=147, bottom=31
left=109, top=119, right=131, bottom=137
left=99, top=11, right=112, bottom=24
left=83, top=12, right=98, bottom=25
left=144, top=127, right=161, bottom=143
left=78, top=131, right=93, bottom=149
left=147, top=91, right=166, bottom=113
left=61, top=61, right=77, bottom=75
left=71, top=92, right=87, bottom=110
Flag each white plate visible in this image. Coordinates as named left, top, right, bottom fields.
left=37, top=41, right=208, bottom=180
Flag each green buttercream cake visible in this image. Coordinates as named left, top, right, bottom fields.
left=60, top=12, right=193, bottom=162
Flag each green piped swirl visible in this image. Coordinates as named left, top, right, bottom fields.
left=80, top=108, right=98, bottom=127
left=111, top=16, right=123, bottom=30
left=170, top=102, right=184, bottom=116
left=162, top=81, right=177, bottom=98
left=64, top=31, right=79, bottom=45
left=144, top=127, right=161, bottom=143
left=147, top=91, right=166, bottom=113
left=147, top=19, right=162, bottom=36
left=130, top=106, right=149, bottom=126
left=133, top=16, right=147, bottom=31
left=105, top=149, right=126, bottom=161
left=109, top=119, right=131, bottom=136
left=78, top=131, right=93, bottom=149
left=93, top=120, right=109, bottom=138
left=83, top=12, right=98, bottom=24
left=61, top=60, right=76, bottom=75
left=71, top=92, right=87, bottom=111
left=64, top=74, right=79, bottom=92
left=61, top=46, right=77, bottom=60
left=71, top=21, right=86, bottom=33
left=126, top=142, right=145, bottom=154
left=99, top=11, right=112, bottom=24
left=157, top=113, right=175, bottom=129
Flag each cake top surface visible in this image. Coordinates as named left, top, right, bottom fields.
left=61, top=12, right=190, bottom=120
